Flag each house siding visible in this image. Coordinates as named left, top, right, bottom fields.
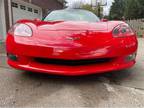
left=0, top=0, right=64, bottom=41
left=20, top=0, right=64, bottom=18
left=4, top=0, right=10, bottom=32
left=31, top=0, right=64, bottom=17
left=31, top=0, right=63, bottom=9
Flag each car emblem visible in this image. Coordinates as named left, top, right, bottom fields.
left=66, top=37, right=80, bottom=41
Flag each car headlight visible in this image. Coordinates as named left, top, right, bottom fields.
left=14, top=24, right=32, bottom=37
left=113, top=24, right=135, bottom=37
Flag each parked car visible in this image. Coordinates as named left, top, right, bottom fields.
left=6, top=9, right=138, bottom=76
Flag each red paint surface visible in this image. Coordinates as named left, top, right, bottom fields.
left=6, top=19, right=138, bottom=76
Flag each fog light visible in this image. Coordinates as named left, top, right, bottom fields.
left=125, top=53, right=136, bottom=61
left=7, top=53, right=18, bottom=61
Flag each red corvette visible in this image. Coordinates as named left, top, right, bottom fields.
left=6, top=9, right=138, bottom=76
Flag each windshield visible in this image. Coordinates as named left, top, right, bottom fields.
left=44, top=9, right=100, bottom=22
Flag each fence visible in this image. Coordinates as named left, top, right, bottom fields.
left=127, top=19, right=144, bottom=37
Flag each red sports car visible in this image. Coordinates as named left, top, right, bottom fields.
left=6, top=9, right=138, bottom=76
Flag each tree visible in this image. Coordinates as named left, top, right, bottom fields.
left=82, top=4, right=97, bottom=14
left=70, top=1, right=104, bottom=18
left=109, top=0, right=144, bottom=20
left=82, top=4, right=103, bottom=18
left=125, top=0, right=144, bottom=19
left=138, top=0, right=144, bottom=18
left=125, top=0, right=141, bottom=19
left=109, top=0, right=125, bottom=20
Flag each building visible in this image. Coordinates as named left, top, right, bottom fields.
left=0, top=0, right=65, bottom=42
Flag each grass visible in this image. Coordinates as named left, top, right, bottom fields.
left=0, top=40, right=2, bottom=44
left=137, top=32, right=143, bottom=38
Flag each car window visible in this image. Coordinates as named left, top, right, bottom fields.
left=44, top=9, right=100, bottom=22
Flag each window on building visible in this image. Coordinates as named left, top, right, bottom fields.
left=28, top=7, right=33, bottom=12
left=34, top=9, right=39, bottom=14
left=20, top=5, right=26, bottom=10
left=12, top=2, right=18, bottom=8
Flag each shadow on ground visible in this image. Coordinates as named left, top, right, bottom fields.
left=22, top=68, right=134, bottom=86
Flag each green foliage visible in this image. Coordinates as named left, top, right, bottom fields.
left=109, top=0, right=125, bottom=20
left=81, top=4, right=103, bottom=18
left=125, top=0, right=144, bottom=19
left=109, top=0, right=144, bottom=20
left=0, top=40, right=2, bottom=44
left=82, top=4, right=96, bottom=14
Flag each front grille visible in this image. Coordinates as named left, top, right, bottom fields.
left=34, top=58, right=112, bottom=66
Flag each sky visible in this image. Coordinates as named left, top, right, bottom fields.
left=65, top=0, right=114, bottom=15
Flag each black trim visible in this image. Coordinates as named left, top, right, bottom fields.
left=34, top=58, right=112, bottom=66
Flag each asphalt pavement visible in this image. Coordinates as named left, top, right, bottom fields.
left=0, top=38, right=144, bottom=107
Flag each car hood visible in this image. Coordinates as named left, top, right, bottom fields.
left=37, top=21, right=108, bottom=31
left=14, top=20, right=127, bottom=59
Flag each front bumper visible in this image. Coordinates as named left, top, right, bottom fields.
left=7, top=54, right=136, bottom=76
left=6, top=35, right=138, bottom=75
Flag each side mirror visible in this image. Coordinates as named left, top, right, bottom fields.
left=101, top=18, right=108, bottom=22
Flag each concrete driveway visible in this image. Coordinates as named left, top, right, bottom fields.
left=0, top=38, right=144, bottom=107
